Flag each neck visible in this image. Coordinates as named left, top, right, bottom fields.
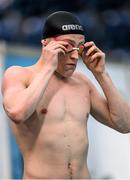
left=54, top=71, right=66, bottom=80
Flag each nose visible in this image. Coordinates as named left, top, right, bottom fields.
left=70, top=49, right=79, bottom=60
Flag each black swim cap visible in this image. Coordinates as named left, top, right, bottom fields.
left=42, top=11, right=85, bottom=39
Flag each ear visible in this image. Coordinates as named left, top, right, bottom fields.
left=41, top=39, right=47, bottom=46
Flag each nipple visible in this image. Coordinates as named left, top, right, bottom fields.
left=41, top=108, right=48, bottom=114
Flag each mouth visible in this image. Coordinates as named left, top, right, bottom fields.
left=66, top=63, right=76, bottom=66
left=65, top=64, right=76, bottom=71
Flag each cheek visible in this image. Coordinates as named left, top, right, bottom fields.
left=57, top=57, right=65, bottom=68
left=58, top=53, right=66, bottom=59
left=58, top=54, right=67, bottom=64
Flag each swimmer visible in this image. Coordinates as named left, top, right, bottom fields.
left=2, top=11, right=130, bottom=179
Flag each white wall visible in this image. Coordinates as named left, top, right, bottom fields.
left=77, top=60, right=130, bottom=179
left=0, top=42, right=11, bottom=179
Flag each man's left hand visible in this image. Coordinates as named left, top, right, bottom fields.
left=82, top=41, right=106, bottom=75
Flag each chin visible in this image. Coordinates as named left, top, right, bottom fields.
left=63, top=72, right=74, bottom=78
left=56, top=70, right=74, bottom=78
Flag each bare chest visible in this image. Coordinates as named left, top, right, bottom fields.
left=37, top=84, right=90, bottom=124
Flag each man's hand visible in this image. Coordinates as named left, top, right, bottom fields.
left=82, top=41, right=106, bottom=75
left=41, top=40, right=68, bottom=70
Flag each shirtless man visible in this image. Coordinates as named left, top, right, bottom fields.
left=2, top=11, right=130, bottom=179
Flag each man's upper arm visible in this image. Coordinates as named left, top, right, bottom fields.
left=75, top=73, right=122, bottom=131
left=85, top=76, right=117, bottom=130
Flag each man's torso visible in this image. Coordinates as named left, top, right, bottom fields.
left=11, top=66, right=91, bottom=179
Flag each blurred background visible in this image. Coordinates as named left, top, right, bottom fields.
left=0, top=0, right=130, bottom=179
left=0, top=0, right=130, bottom=54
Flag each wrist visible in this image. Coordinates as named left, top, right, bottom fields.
left=39, top=55, right=57, bottom=71
left=44, top=63, right=56, bottom=73
left=93, top=70, right=108, bottom=81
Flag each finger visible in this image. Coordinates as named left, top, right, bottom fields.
left=45, top=42, right=67, bottom=53
left=55, top=41, right=69, bottom=45
left=51, top=41, right=69, bottom=50
left=84, top=41, right=95, bottom=48
left=87, top=58, right=100, bottom=70
left=86, top=46, right=100, bottom=56
left=85, top=57, right=95, bottom=66
left=52, top=40, right=69, bottom=47
left=83, top=41, right=99, bottom=57
left=85, top=53, right=100, bottom=66
left=45, top=40, right=69, bottom=48
left=54, top=44, right=67, bottom=52
left=91, top=52, right=102, bottom=61
left=55, top=48, right=66, bottom=55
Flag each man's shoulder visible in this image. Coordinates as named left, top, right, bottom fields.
left=2, top=65, right=34, bottom=94
left=5, top=65, right=29, bottom=73
left=72, top=72, right=95, bottom=92
left=4, top=65, right=33, bottom=78
left=72, top=71, right=90, bottom=84
left=2, top=65, right=33, bottom=88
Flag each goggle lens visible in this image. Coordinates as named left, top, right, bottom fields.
left=66, top=44, right=85, bottom=56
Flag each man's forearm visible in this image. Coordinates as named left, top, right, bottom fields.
left=94, top=71, right=130, bottom=133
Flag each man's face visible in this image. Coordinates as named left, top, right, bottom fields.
left=53, top=34, right=85, bottom=78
